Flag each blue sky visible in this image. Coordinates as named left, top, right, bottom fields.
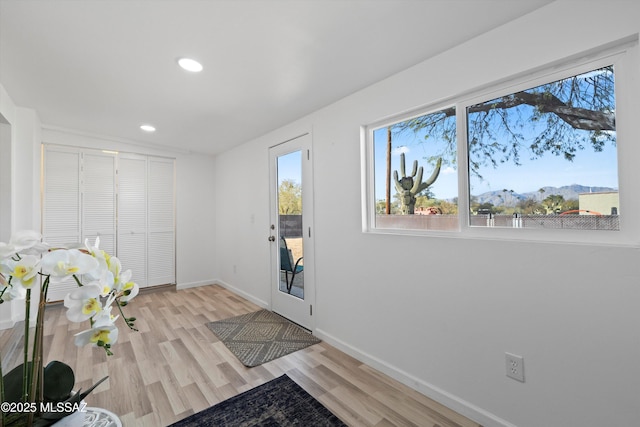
left=373, top=65, right=618, bottom=202
left=277, top=150, right=302, bottom=185
left=373, top=128, right=618, bottom=201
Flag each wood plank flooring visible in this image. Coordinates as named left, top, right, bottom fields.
left=0, top=284, right=482, bottom=427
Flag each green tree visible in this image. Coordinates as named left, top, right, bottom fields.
left=472, top=202, right=500, bottom=215
left=516, top=197, right=543, bottom=215
left=395, top=66, right=615, bottom=179
left=564, top=199, right=580, bottom=212
left=278, top=179, right=301, bottom=214
left=542, top=195, right=565, bottom=214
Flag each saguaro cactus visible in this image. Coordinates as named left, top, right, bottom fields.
left=393, top=153, right=442, bottom=214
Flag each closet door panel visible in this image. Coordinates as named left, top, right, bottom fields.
left=42, top=147, right=81, bottom=301
left=117, top=155, right=148, bottom=287
left=82, top=151, right=116, bottom=255
left=43, top=148, right=81, bottom=244
left=148, top=232, right=174, bottom=285
left=117, top=232, right=147, bottom=287
left=147, top=158, right=175, bottom=286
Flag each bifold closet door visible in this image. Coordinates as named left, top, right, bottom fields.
left=117, top=154, right=148, bottom=287
left=82, top=151, right=116, bottom=257
left=43, top=147, right=175, bottom=295
left=147, top=157, right=175, bottom=287
left=42, top=146, right=81, bottom=301
left=43, top=147, right=116, bottom=301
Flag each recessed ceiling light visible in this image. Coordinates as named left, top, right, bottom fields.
left=177, top=57, right=203, bottom=72
left=140, top=124, right=156, bottom=132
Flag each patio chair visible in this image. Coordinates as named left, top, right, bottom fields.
left=280, top=236, right=303, bottom=293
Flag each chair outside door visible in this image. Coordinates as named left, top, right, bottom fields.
left=280, top=236, right=303, bottom=293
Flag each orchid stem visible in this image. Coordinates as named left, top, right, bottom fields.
left=26, top=275, right=49, bottom=425
left=116, top=299, right=138, bottom=331
left=23, top=288, right=31, bottom=403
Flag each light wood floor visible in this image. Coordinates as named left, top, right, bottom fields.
left=1, top=284, right=482, bottom=427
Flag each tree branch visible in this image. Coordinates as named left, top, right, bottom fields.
left=471, top=91, right=615, bottom=131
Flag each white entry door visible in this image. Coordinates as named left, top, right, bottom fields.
left=268, top=133, right=315, bottom=330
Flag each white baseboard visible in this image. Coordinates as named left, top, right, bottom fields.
left=212, top=279, right=269, bottom=309
left=314, top=328, right=516, bottom=427
left=0, top=317, right=37, bottom=330
left=176, top=279, right=216, bottom=290
left=0, top=319, right=15, bottom=330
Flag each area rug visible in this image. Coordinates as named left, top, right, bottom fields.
left=168, top=374, right=346, bottom=426
left=206, top=309, right=321, bottom=367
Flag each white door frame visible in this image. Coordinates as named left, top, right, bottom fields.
left=268, top=133, right=315, bottom=330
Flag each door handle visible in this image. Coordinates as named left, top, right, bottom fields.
left=268, top=236, right=275, bottom=242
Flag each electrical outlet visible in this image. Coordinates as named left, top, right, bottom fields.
left=505, top=352, right=525, bottom=382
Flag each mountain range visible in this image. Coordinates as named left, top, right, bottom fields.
left=471, top=184, right=617, bottom=206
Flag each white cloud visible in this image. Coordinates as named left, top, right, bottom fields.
left=392, top=146, right=409, bottom=156
left=441, top=166, right=456, bottom=175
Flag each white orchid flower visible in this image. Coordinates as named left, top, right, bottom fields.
left=1, top=230, right=49, bottom=258
left=119, top=278, right=139, bottom=303
left=40, top=249, right=99, bottom=280
left=90, top=268, right=116, bottom=297
left=83, top=237, right=111, bottom=280
left=64, top=284, right=103, bottom=322
left=74, top=307, right=119, bottom=349
left=0, top=242, right=16, bottom=259
left=108, top=264, right=138, bottom=303
left=0, top=282, right=27, bottom=300
left=107, top=256, right=122, bottom=283
left=0, top=254, right=40, bottom=289
left=110, top=257, right=137, bottom=299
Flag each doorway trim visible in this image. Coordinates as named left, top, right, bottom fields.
left=268, top=132, right=315, bottom=331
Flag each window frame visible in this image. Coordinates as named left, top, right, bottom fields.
left=362, top=40, right=640, bottom=247
left=362, top=101, right=460, bottom=233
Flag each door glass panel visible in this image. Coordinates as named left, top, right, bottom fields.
left=277, top=151, right=304, bottom=299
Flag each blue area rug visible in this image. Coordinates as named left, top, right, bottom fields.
left=168, top=374, right=346, bottom=426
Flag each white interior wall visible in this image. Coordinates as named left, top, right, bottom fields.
left=0, top=85, right=42, bottom=327
left=0, top=84, right=17, bottom=328
left=214, top=2, right=640, bottom=427
left=0, top=116, right=11, bottom=242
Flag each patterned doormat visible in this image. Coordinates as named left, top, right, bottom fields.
left=206, top=309, right=321, bottom=367
left=168, top=374, right=346, bottom=426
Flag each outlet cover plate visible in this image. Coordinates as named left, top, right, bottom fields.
left=505, top=352, right=525, bottom=382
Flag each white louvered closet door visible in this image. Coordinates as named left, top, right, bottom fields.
left=117, top=154, right=148, bottom=287
left=42, top=147, right=82, bottom=301
left=43, top=146, right=175, bottom=296
left=43, top=148, right=117, bottom=301
left=147, top=157, right=175, bottom=286
left=82, top=151, right=116, bottom=257
left=42, top=146, right=82, bottom=301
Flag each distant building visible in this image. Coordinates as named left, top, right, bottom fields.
left=414, top=206, right=442, bottom=215
left=578, top=191, right=619, bottom=215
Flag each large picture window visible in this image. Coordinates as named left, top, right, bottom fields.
left=467, top=65, right=618, bottom=230
left=363, top=41, right=638, bottom=244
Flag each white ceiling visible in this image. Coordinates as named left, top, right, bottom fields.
left=0, top=0, right=552, bottom=155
